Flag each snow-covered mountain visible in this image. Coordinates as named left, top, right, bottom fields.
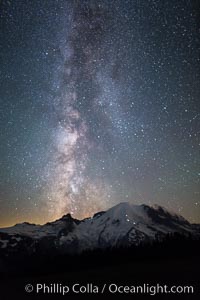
left=0, top=202, right=199, bottom=257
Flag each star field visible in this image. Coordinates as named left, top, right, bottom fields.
left=0, top=0, right=199, bottom=227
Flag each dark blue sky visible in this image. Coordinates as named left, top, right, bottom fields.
left=0, top=0, right=199, bottom=227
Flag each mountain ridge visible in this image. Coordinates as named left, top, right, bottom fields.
left=0, top=202, right=199, bottom=258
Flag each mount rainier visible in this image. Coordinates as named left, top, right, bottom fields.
left=0, top=202, right=199, bottom=259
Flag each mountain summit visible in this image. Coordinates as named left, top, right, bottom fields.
left=0, top=203, right=199, bottom=257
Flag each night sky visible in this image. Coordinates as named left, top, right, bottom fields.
left=0, top=0, right=200, bottom=227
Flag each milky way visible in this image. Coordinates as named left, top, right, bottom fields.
left=45, top=2, right=114, bottom=219
left=0, top=0, right=199, bottom=226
